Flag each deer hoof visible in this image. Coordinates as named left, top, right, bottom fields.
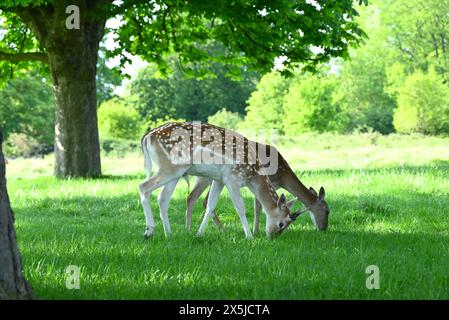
left=143, top=227, right=154, bottom=239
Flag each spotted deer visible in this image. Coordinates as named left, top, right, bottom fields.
left=186, top=147, right=329, bottom=233
left=139, top=122, right=304, bottom=239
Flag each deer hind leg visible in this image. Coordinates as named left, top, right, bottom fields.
left=253, top=198, right=262, bottom=234
left=140, top=169, right=185, bottom=238
left=227, top=182, right=253, bottom=240
left=197, top=180, right=224, bottom=236
left=202, top=188, right=223, bottom=229
left=158, top=179, right=179, bottom=237
left=186, top=177, right=211, bottom=230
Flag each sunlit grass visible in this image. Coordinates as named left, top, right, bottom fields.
left=5, top=133, right=449, bottom=299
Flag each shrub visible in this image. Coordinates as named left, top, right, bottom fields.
left=100, top=138, right=139, bottom=157
left=98, top=98, right=142, bottom=140
left=393, top=69, right=449, bottom=135
left=4, top=133, right=53, bottom=158
left=283, top=75, right=347, bottom=135
left=0, top=72, right=55, bottom=151
left=207, top=108, right=243, bottom=129
left=241, top=72, right=289, bottom=133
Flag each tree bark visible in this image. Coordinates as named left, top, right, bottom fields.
left=0, top=130, right=34, bottom=300
left=17, top=1, right=106, bottom=177
left=48, top=4, right=105, bottom=177
left=49, top=29, right=104, bottom=178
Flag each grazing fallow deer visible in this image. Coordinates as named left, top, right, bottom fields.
left=139, top=122, right=304, bottom=239
left=186, top=148, right=329, bottom=233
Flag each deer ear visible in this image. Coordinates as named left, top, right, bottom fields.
left=309, top=187, right=318, bottom=197
left=319, top=187, right=325, bottom=200
left=277, top=193, right=287, bottom=207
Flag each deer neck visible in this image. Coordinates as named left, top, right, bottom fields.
left=280, top=167, right=316, bottom=207
left=248, top=174, right=279, bottom=213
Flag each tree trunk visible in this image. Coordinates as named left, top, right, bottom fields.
left=0, top=130, right=34, bottom=300
left=17, top=1, right=106, bottom=177
left=50, top=45, right=103, bottom=178
left=48, top=11, right=105, bottom=178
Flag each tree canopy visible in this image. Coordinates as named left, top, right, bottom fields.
left=1, top=0, right=368, bottom=76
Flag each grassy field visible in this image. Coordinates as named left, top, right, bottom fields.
left=5, top=133, right=449, bottom=299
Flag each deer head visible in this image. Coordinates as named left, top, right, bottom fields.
left=265, top=193, right=303, bottom=237
left=307, top=187, right=329, bottom=231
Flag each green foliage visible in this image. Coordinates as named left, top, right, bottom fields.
left=129, top=66, right=176, bottom=122
left=0, top=10, right=44, bottom=80
left=283, top=74, right=346, bottom=135
left=110, top=0, right=368, bottom=76
left=207, top=108, right=242, bottom=130
left=393, top=69, right=449, bottom=135
left=96, top=46, right=122, bottom=106
left=100, top=138, right=139, bottom=157
left=241, top=72, right=290, bottom=132
left=144, top=116, right=187, bottom=134
left=385, top=63, right=407, bottom=99
left=338, top=49, right=396, bottom=134
left=3, top=133, right=46, bottom=158
left=379, top=0, right=449, bottom=78
left=129, top=60, right=257, bottom=122
left=0, top=71, right=55, bottom=155
left=97, top=98, right=142, bottom=140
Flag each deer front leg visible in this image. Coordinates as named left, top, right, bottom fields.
left=186, top=177, right=211, bottom=230
left=158, top=179, right=179, bottom=237
left=227, top=182, right=253, bottom=240
left=253, top=198, right=262, bottom=234
left=197, top=180, right=224, bottom=236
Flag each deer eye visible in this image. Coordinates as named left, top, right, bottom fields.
left=279, top=222, right=284, bottom=228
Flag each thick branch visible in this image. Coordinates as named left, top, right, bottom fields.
left=0, top=51, right=48, bottom=63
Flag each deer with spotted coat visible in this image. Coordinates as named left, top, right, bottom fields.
left=139, top=122, right=304, bottom=239
left=186, top=148, right=329, bottom=233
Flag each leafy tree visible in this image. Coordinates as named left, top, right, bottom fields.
left=0, top=71, right=55, bottom=148
left=380, top=0, right=449, bottom=77
left=0, top=0, right=368, bottom=177
left=333, top=3, right=397, bottom=134
left=242, top=72, right=290, bottom=133
left=130, top=61, right=256, bottom=122
left=129, top=65, right=176, bottom=122
left=385, top=62, right=407, bottom=99
left=98, top=98, right=142, bottom=140
left=283, top=74, right=345, bottom=135
left=393, top=68, right=449, bottom=135
left=96, top=46, right=122, bottom=106
left=338, top=48, right=396, bottom=134
left=207, top=108, right=242, bottom=130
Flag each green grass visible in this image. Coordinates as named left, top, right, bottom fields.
left=5, top=133, right=449, bottom=299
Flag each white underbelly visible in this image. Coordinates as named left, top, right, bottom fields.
left=186, top=164, right=229, bottom=181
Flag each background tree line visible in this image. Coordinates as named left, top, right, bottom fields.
left=2, top=0, right=449, bottom=159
